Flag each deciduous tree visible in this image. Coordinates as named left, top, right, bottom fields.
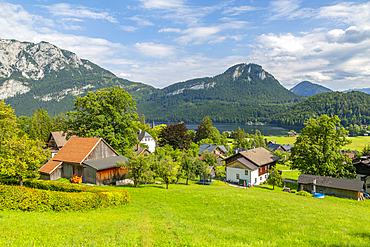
left=66, top=86, right=138, bottom=155
left=120, top=154, right=152, bottom=188
left=158, top=123, right=191, bottom=150
left=291, top=115, right=356, bottom=178
left=267, top=166, right=282, bottom=190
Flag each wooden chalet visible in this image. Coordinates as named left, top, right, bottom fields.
left=297, top=174, right=364, bottom=200
left=46, top=131, right=75, bottom=157
left=39, top=137, right=127, bottom=185
left=225, top=147, right=280, bottom=186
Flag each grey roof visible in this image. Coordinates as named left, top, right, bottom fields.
left=83, top=156, right=127, bottom=171
left=199, top=143, right=227, bottom=156
left=297, top=174, right=363, bottom=192
left=267, top=143, right=281, bottom=151
left=237, top=158, right=258, bottom=170
left=137, top=131, right=153, bottom=141
left=281, top=145, right=294, bottom=152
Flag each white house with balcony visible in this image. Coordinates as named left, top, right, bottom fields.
left=224, top=147, right=280, bottom=186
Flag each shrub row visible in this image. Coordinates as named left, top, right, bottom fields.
left=0, top=179, right=130, bottom=212
left=296, top=191, right=313, bottom=197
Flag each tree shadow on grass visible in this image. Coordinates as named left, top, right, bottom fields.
left=256, top=185, right=275, bottom=191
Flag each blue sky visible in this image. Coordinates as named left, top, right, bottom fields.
left=1, top=0, right=370, bottom=91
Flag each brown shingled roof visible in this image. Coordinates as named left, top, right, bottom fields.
left=53, top=137, right=102, bottom=164
left=239, top=147, right=280, bottom=167
left=39, top=160, right=62, bottom=174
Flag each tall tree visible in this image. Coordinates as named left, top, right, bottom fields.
left=194, top=116, right=214, bottom=143
left=180, top=156, right=196, bottom=185
left=291, top=115, right=356, bottom=178
left=0, top=101, right=18, bottom=145
left=0, top=135, right=49, bottom=186
left=152, top=155, right=177, bottom=189
left=158, top=123, right=191, bottom=151
left=66, top=86, right=138, bottom=155
left=0, top=101, right=49, bottom=186
left=29, top=108, right=52, bottom=142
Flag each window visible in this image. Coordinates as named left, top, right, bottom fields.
left=245, top=170, right=248, bottom=175
left=265, top=175, right=267, bottom=179
left=260, top=176, right=262, bottom=180
left=236, top=174, right=240, bottom=179
left=255, top=178, right=257, bottom=183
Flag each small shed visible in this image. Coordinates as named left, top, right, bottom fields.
left=297, top=174, right=364, bottom=200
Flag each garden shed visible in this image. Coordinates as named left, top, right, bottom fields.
left=39, top=137, right=127, bottom=185
left=297, top=174, right=364, bottom=200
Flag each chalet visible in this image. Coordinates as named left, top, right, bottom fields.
left=297, top=174, right=364, bottom=200
left=353, top=155, right=370, bottom=192
left=199, top=143, right=227, bottom=157
left=225, top=147, right=280, bottom=186
left=46, top=131, right=75, bottom=158
left=39, top=137, right=127, bottom=185
left=137, top=131, right=156, bottom=153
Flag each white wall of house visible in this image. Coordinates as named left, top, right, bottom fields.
left=226, top=167, right=269, bottom=186
left=140, top=137, right=156, bottom=153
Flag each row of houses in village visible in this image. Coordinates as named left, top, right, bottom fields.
left=40, top=130, right=370, bottom=200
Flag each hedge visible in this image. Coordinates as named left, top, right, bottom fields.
left=0, top=179, right=130, bottom=212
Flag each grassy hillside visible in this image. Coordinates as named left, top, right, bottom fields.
left=1, top=182, right=370, bottom=246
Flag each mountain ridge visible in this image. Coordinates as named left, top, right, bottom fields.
left=290, top=81, right=332, bottom=96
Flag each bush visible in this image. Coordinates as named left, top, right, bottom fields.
left=0, top=179, right=130, bottom=212
left=296, top=191, right=313, bottom=197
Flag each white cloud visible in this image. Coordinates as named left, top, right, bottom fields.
left=174, top=21, right=248, bottom=45
left=40, top=3, right=118, bottom=23
left=134, top=42, right=176, bottom=58
left=158, top=28, right=182, bottom=33
left=120, top=73, right=133, bottom=78
left=138, top=0, right=185, bottom=9
left=128, top=16, right=154, bottom=26
left=222, top=6, right=256, bottom=16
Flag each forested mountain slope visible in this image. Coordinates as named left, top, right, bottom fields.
left=271, top=91, right=370, bottom=126
left=290, top=81, right=332, bottom=96
left=135, top=63, right=305, bottom=123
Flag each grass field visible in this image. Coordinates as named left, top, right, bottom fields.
left=267, top=136, right=370, bottom=152
left=1, top=181, right=370, bottom=246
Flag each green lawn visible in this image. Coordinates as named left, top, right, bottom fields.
left=267, top=136, right=370, bottom=152
left=1, top=181, right=370, bottom=246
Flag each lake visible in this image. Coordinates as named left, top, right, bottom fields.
left=185, top=123, right=304, bottom=136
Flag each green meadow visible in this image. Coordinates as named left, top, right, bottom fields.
left=1, top=181, right=370, bottom=246
left=267, top=136, right=370, bottom=152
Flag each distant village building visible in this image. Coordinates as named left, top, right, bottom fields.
left=137, top=130, right=156, bottom=153
left=39, top=137, right=127, bottom=185
left=46, top=131, right=75, bottom=158
left=225, top=147, right=280, bottom=186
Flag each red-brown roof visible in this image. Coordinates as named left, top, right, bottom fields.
left=39, top=137, right=119, bottom=174
left=53, top=137, right=101, bottom=164
left=39, top=160, right=62, bottom=174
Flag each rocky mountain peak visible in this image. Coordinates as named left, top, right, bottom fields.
left=0, top=39, right=87, bottom=80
